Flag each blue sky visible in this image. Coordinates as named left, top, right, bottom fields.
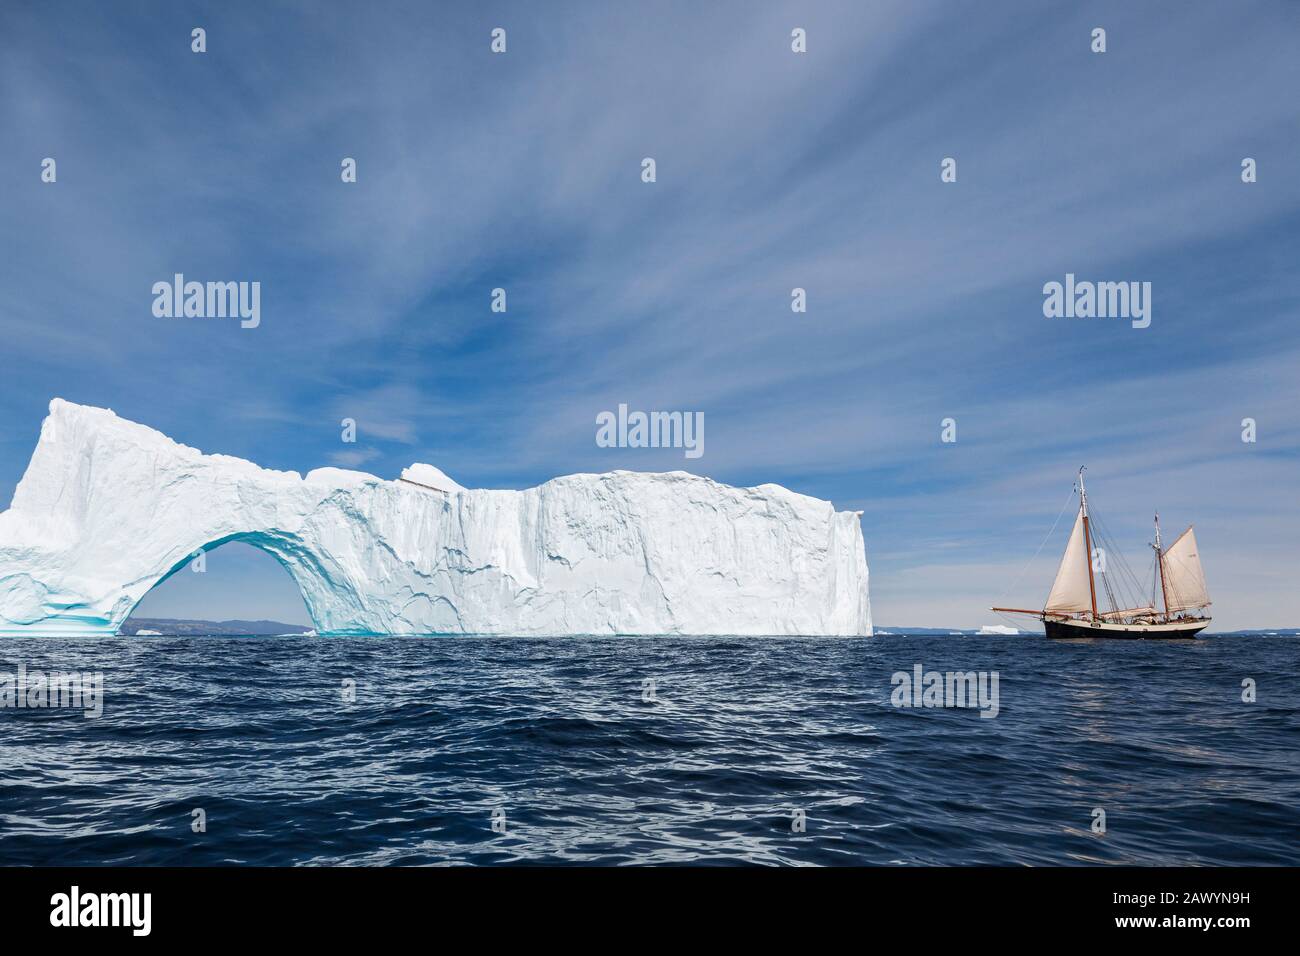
left=2, top=1, right=1298, bottom=629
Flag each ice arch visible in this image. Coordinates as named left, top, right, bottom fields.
left=0, top=400, right=872, bottom=637
left=125, top=532, right=319, bottom=630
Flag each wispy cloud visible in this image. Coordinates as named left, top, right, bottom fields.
left=326, top=447, right=381, bottom=469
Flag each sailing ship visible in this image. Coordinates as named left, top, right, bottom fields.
left=993, top=468, right=1211, bottom=638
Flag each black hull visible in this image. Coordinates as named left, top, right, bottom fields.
left=1044, top=618, right=1208, bottom=640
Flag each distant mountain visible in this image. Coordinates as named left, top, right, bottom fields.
left=120, top=617, right=314, bottom=636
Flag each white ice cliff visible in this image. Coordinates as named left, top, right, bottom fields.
left=0, top=400, right=872, bottom=636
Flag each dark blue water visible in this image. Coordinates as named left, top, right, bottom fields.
left=1, top=634, right=1297, bottom=865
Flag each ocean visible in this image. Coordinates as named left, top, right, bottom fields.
left=1, top=633, right=1297, bottom=866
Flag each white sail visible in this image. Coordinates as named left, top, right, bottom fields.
left=1162, top=526, right=1210, bottom=612
left=1045, top=511, right=1092, bottom=614
left=1098, top=606, right=1155, bottom=621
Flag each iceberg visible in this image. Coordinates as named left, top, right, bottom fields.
left=0, top=400, right=872, bottom=637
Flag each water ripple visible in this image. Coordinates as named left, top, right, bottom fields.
left=1, top=634, right=1297, bottom=865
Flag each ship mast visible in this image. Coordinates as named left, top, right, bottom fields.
left=1154, top=512, right=1171, bottom=623
left=1078, top=467, right=1099, bottom=621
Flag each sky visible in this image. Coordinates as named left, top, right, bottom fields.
left=1, top=0, right=1298, bottom=630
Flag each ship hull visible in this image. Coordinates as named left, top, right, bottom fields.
left=1044, top=618, right=1209, bottom=640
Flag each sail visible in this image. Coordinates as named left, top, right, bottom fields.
left=1162, top=526, right=1210, bottom=612
left=1045, top=511, right=1092, bottom=613
left=1098, top=606, right=1155, bottom=621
